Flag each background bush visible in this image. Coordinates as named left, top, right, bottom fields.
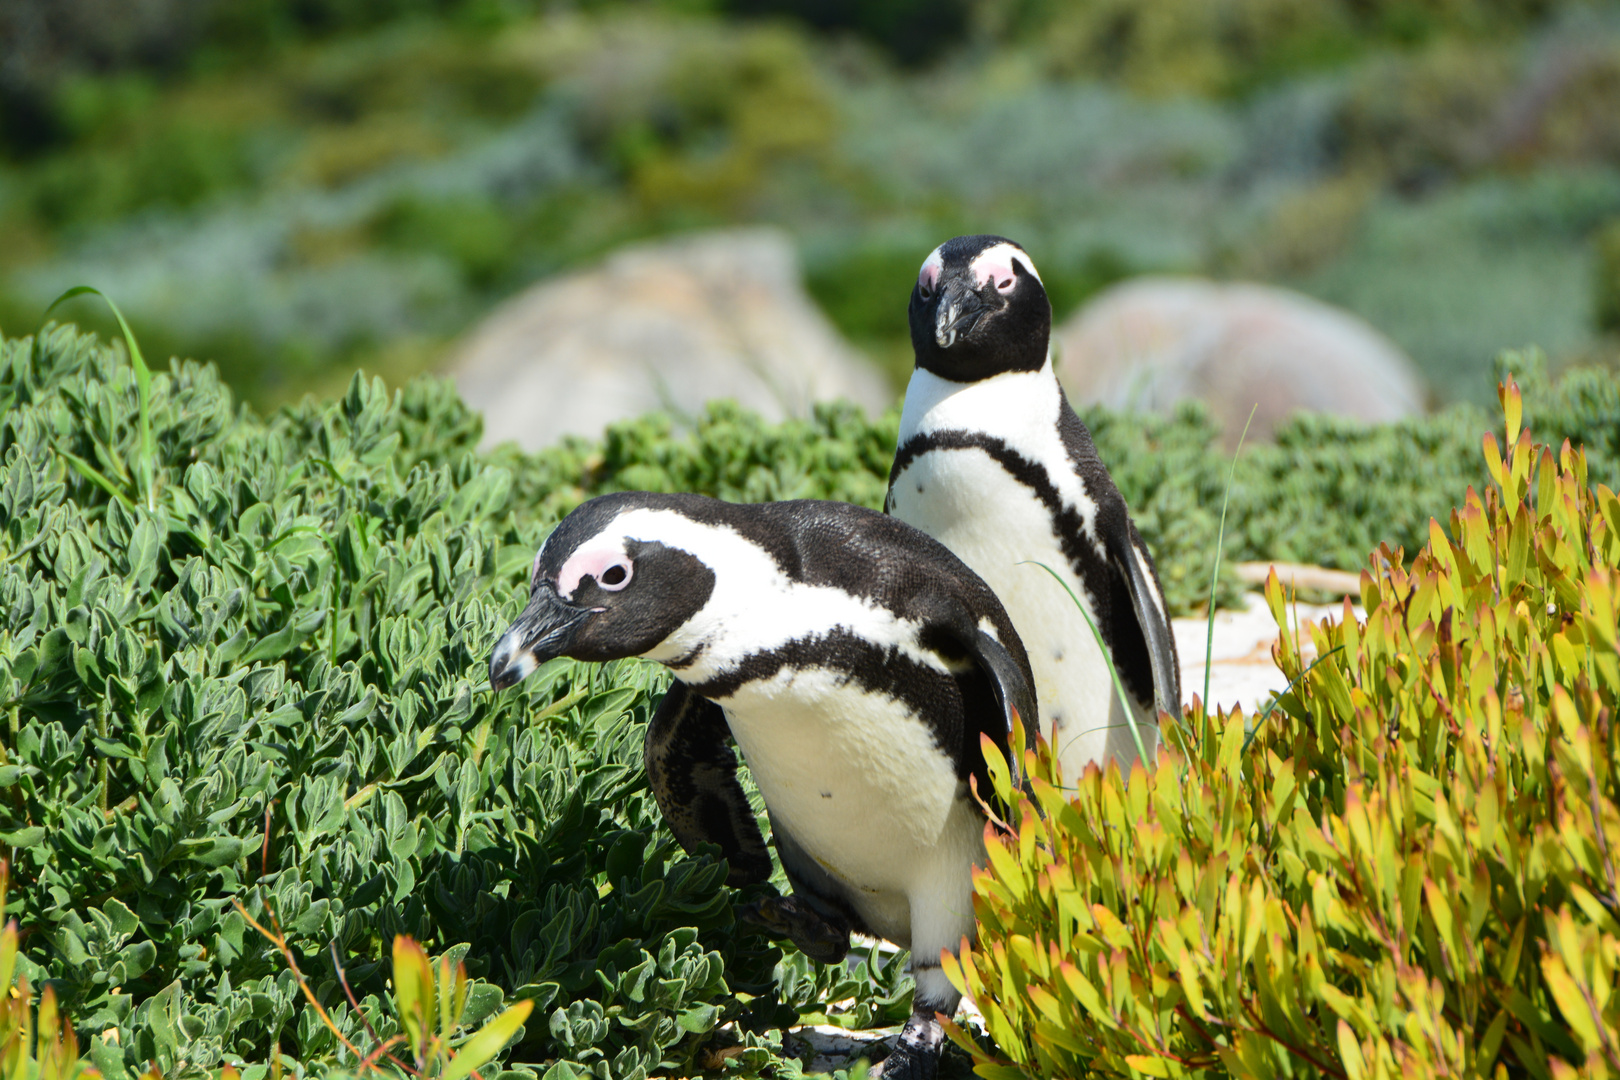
left=5, top=1, right=1620, bottom=409
left=489, top=344, right=1620, bottom=616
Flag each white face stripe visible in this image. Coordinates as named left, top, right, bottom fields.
left=566, top=508, right=951, bottom=682
left=969, top=242, right=1042, bottom=288
left=918, top=247, right=944, bottom=293
left=922, top=241, right=1043, bottom=294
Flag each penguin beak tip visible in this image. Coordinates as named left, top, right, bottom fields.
left=488, top=636, right=537, bottom=691
left=489, top=591, right=593, bottom=690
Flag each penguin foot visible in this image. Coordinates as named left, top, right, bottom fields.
left=873, top=1009, right=943, bottom=1080
left=738, top=894, right=850, bottom=964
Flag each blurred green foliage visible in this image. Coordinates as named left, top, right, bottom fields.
left=4, top=0, right=1620, bottom=409
left=1597, top=218, right=1620, bottom=332
left=725, top=0, right=968, bottom=66
left=980, top=0, right=1591, bottom=95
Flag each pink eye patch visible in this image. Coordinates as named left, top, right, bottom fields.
left=971, top=253, right=1019, bottom=292
left=918, top=249, right=944, bottom=294
left=557, top=541, right=632, bottom=598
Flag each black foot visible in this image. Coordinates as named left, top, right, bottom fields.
left=738, top=894, right=850, bottom=964
left=874, top=1011, right=944, bottom=1080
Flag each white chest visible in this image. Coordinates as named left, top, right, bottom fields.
left=713, top=667, right=982, bottom=941
left=888, top=448, right=1117, bottom=734
left=892, top=371, right=1159, bottom=778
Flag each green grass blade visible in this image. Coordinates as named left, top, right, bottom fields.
left=1203, top=405, right=1257, bottom=711
left=42, top=287, right=156, bottom=512
left=1020, top=560, right=1149, bottom=768
left=51, top=442, right=136, bottom=510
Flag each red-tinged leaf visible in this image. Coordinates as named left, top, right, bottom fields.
left=393, top=935, right=433, bottom=1057
left=1501, top=377, right=1522, bottom=445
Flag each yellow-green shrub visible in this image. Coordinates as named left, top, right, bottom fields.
left=948, top=376, right=1620, bottom=1079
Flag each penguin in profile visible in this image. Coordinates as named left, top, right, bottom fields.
left=886, top=235, right=1180, bottom=782
left=488, top=492, right=1036, bottom=1080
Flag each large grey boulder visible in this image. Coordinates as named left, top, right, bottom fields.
left=449, top=228, right=893, bottom=450
left=1054, top=277, right=1425, bottom=445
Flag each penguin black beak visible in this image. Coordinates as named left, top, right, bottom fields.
left=488, top=590, right=593, bottom=690
left=934, top=278, right=990, bottom=348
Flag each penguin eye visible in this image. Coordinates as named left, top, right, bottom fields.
left=597, top=560, right=633, bottom=591
left=996, top=276, right=1015, bottom=293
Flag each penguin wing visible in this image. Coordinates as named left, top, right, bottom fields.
left=644, top=680, right=772, bottom=886
left=961, top=624, right=1039, bottom=791
left=922, top=601, right=1038, bottom=792
left=1108, top=524, right=1182, bottom=718
left=1054, top=393, right=1181, bottom=718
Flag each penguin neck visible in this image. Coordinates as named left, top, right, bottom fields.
left=899, top=351, right=1062, bottom=443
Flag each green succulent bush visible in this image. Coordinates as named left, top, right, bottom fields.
left=0, top=322, right=915, bottom=1079
left=949, top=375, right=1620, bottom=1078
left=1, top=860, right=96, bottom=1080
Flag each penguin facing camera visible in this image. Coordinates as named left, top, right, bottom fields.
left=488, top=491, right=1037, bottom=1080
left=887, top=235, right=1181, bottom=785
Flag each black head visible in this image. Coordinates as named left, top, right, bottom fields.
left=908, top=234, right=1051, bottom=383
left=488, top=493, right=717, bottom=689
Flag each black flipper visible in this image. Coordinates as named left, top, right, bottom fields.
left=1054, top=389, right=1180, bottom=720
left=955, top=624, right=1037, bottom=790
left=643, top=680, right=772, bottom=886
left=738, top=894, right=851, bottom=965
left=917, top=597, right=1038, bottom=791
left=1110, top=523, right=1181, bottom=717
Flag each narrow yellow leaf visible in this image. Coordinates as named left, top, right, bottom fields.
left=442, top=999, right=534, bottom=1080
left=1337, top=1019, right=1367, bottom=1080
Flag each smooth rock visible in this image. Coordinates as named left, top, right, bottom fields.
left=1173, top=591, right=1362, bottom=714
left=449, top=228, right=893, bottom=449
left=1055, top=277, right=1425, bottom=446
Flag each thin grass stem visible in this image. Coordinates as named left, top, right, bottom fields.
left=1242, top=646, right=1345, bottom=754
left=41, top=287, right=157, bottom=513
left=50, top=443, right=135, bottom=509
left=1204, top=406, right=1258, bottom=709
left=1020, top=560, right=1148, bottom=767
